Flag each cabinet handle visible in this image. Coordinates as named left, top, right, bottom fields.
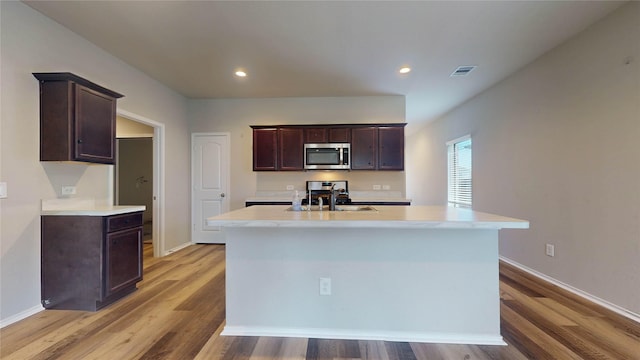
left=220, top=193, right=226, bottom=198
left=77, top=139, right=83, bottom=144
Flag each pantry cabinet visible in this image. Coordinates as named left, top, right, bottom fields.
left=34, top=72, right=123, bottom=164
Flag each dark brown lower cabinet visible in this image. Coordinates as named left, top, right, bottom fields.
left=41, top=211, right=143, bottom=311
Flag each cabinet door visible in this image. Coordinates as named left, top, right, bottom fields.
left=328, top=128, right=350, bottom=143
left=253, top=128, right=278, bottom=171
left=378, top=126, right=405, bottom=170
left=350, top=127, right=378, bottom=170
left=74, top=84, right=117, bottom=163
left=304, top=128, right=328, bottom=143
left=278, top=128, right=304, bottom=170
left=105, top=227, right=142, bottom=296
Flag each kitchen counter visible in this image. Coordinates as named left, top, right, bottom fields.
left=41, top=198, right=145, bottom=216
left=207, top=205, right=528, bottom=345
left=207, top=205, right=527, bottom=229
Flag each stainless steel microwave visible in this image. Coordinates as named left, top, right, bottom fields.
left=304, top=143, right=350, bottom=170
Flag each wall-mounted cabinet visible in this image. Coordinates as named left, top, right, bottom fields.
left=253, top=128, right=278, bottom=171
left=34, top=72, right=124, bottom=164
left=351, top=127, right=378, bottom=170
left=278, top=128, right=304, bottom=170
left=349, top=125, right=405, bottom=170
left=252, top=123, right=405, bottom=171
left=377, top=126, right=405, bottom=170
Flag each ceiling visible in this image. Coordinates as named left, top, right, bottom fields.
left=24, top=1, right=625, bottom=125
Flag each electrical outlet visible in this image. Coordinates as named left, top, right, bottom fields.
left=319, top=277, right=332, bottom=296
left=373, top=184, right=381, bottom=190
left=545, top=244, right=555, bottom=257
left=286, top=185, right=294, bottom=190
left=61, top=186, right=76, bottom=195
left=0, top=182, right=7, bottom=199
left=382, top=184, right=391, bottom=190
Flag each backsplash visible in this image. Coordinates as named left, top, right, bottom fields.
left=255, top=171, right=406, bottom=196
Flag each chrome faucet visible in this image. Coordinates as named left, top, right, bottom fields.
left=329, top=184, right=338, bottom=211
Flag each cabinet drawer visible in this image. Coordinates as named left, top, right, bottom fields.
left=106, top=212, right=143, bottom=233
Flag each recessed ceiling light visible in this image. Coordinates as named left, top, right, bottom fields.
left=235, top=70, right=247, bottom=78
left=399, top=66, right=411, bottom=74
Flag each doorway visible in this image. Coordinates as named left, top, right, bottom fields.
left=115, top=110, right=165, bottom=258
left=117, top=137, right=153, bottom=242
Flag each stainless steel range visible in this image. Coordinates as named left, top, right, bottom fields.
left=305, top=180, right=351, bottom=205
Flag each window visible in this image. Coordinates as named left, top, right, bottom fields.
left=447, top=135, right=472, bottom=207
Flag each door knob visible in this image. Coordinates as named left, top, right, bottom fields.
left=220, top=193, right=226, bottom=198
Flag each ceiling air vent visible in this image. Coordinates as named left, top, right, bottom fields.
left=450, top=65, right=476, bottom=77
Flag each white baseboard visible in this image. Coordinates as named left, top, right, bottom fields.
left=221, top=326, right=506, bottom=346
left=164, top=241, right=193, bottom=256
left=0, top=305, right=43, bottom=329
left=500, top=256, right=640, bottom=323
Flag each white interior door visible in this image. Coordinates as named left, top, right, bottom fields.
left=192, top=133, right=230, bottom=244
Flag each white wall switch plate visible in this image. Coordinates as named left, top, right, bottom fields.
left=545, top=244, right=555, bottom=257
left=382, top=184, right=391, bottom=190
left=286, top=185, right=294, bottom=190
left=373, top=185, right=381, bottom=190
left=0, top=182, right=7, bottom=199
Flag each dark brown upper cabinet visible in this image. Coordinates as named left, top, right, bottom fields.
left=304, top=128, right=328, bottom=143
left=252, top=123, right=404, bottom=171
left=351, top=125, right=405, bottom=170
left=351, top=127, right=378, bottom=170
left=328, top=127, right=351, bottom=143
left=378, top=126, right=405, bottom=170
left=34, top=73, right=123, bottom=165
left=252, top=128, right=278, bottom=171
left=278, top=128, right=304, bottom=170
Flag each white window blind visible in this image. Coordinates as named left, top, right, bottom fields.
left=447, top=136, right=472, bottom=207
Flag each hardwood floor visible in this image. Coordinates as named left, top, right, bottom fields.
left=1, top=244, right=638, bottom=359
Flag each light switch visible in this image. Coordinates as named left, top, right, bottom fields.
left=0, top=182, right=7, bottom=199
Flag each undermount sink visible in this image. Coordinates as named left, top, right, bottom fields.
left=286, top=205, right=377, bottom=212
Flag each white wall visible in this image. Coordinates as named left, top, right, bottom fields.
left=188, top=96, right=406, bottom=210
left=0, top=2, right=190, bottom=323
left=407, top=2, right=639, bottom=316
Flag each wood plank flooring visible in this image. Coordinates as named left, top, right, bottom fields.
left=1, top=244, right=638, bottom=359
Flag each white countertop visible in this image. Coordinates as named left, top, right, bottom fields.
left=207, top=205, right=529, bottom=229
left=41, top=206, right=146, bottom=216
left=41, top=198, right=145, bottom=216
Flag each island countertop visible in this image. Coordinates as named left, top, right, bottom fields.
left=207, top=205, right=529, bottom=229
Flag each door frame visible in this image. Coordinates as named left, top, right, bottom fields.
left=115, top=109, right=165, bottom=258
left=191, top=132, right=231, bottom=244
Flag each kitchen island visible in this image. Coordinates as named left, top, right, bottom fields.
left=206, top=205, right=528, bottom=345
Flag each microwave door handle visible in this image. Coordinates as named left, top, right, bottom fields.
left=339, top=148, right=343, bottom=164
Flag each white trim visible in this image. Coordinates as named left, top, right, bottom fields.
left=446, top=134, right=471, bottom=146
left=500, top=256, right=640, bottom=323
left=116, top=133, right=154, bottom=138
left=0, top=305, right=43, bottom=329
left=164, top=241, right=193, bottom=255
left=221, top=326, right=506, bottom=346
left=116, top=109, right=166, bottom=258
